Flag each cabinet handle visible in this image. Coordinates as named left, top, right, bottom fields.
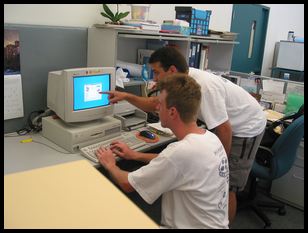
left=293, top=174, right=304, bottom=181
left=248, top=20, right=256, bottom=59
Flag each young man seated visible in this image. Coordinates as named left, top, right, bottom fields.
left=96, top=73, right=229, bottom=229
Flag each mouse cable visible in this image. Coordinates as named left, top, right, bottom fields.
left=30, top=139, right=76, bottom=155
left=5, top=133, right=75, bottom=155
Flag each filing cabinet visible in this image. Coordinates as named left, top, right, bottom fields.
left=270, top=139, right=304, bottom=210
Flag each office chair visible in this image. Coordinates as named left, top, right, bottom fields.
left=239, top=115, right=304, bottom=228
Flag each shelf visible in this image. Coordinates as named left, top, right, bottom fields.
left=88, top=26, right=237, bottom=78
left=116, top=29, right=239, bottom=45
left=118, top=32, right=190, bottom=42
left=123, top=79, right=145, bottom=87
left=191, top=37, right=239, bottom=45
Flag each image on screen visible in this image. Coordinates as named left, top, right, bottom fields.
left=73, top=74, right=110, bottom=111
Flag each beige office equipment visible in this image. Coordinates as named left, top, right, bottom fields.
left=4, top=160, right=158, bottom=229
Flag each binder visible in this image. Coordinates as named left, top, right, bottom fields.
left=189, top=42, right=197, bottom=67
left=194, top=43, right=201, bottom=68
left=199, top=45, right=209, bottom=70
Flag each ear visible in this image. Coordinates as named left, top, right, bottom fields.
left=169, top=65, right=178, bottom=73
left=168, top=106, right=178, bottom=120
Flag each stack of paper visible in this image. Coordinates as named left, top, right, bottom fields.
left=94, top=24, right=140, bottom=30
left=123, top=20, right=161, bottom=31
left=208, top=30, right=238, bottom=40
left=261, top=79, right=286, bottom=104
left=264, top=109, right=284, bottom=122
left=163, top=19, right=189, bottom=27
left=147, top=122, right=174, bottom=136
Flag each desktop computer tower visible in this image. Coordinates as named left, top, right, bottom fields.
left=42, top=116, right=121, bottom=153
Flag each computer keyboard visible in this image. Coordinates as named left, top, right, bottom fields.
left=79, top=132, right=146, bottom=163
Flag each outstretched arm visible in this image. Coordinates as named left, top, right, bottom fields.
left=101, top=91, right=158, bottom=112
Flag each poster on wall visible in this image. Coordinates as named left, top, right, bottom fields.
left=4, top=29, right=24, bottom=120
left=4, top=29, right=21, bottom=75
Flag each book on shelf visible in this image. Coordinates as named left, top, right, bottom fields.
left=195, top=43, right=201, bottom=69
left=188, top=42, right=195, bottom=67
left=189, top=42, right=202, bottom=68
left=199, top=45, right=209, bottom=70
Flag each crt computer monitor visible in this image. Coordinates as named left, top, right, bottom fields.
left=47, top=67, right=115, bottom=123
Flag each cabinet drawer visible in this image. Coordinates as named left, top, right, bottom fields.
left=294, top=140, right=304, bottom=168
left=270, top=165, right=304, bottom=210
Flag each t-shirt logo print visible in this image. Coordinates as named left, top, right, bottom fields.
left=218, top=157, right=229, bottom=177
left=218, top=191, right=228, bottom=210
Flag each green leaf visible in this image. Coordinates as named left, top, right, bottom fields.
left=100, top=12, right=113, bottom=21
left=116, top=11, right=130, bottom=21
left=114, top=12, right=119, bottom=21
left=103, top=4, right=114, bottom=18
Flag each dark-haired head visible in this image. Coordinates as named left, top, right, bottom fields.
left=149, top=47, right=189, bottom=73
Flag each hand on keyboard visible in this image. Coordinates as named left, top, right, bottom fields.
left=109, top=141, right=136, bottom=160
left=95, top=146, right=117, bottom=169
left=79, top=133, right=146, bottom=164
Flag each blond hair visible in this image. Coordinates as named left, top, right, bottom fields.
left=157, top=73, right=201, bottom=123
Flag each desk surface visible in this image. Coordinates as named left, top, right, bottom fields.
left=4, top=127, right=173, bottom=228
left=4, top=160, right=158, bottom=229
left=4, top=127, right=176, bottom=175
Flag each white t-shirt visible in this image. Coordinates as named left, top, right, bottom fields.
left=189, top=68, right=266, bottom=137
left=128, top=131, right=229, bottom=229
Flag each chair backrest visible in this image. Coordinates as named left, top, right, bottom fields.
left=271, top=115, right=304, bottom=178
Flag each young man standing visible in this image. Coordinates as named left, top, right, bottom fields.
left=96, top=74, right=229, bottom=229
left=102, top=47, right=266, bottom=224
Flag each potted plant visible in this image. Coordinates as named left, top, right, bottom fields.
left=100, top=4, right=130, bottom=25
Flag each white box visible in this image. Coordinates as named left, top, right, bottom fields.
left=274, top=41, right=304, bottom=71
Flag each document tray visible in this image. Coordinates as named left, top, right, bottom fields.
left=114, top=109, right=147, bottom=131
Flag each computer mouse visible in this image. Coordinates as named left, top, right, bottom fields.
left=139, top=130, right=155, bottom=140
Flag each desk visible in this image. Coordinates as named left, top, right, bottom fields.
left=4, top=160, right=158, bottom=229
left=4, top=127, right=175, bottom=228
left=4, top=127, right=176, bottom=175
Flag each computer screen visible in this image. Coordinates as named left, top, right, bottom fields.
left=47, top=67, right=115, bottom=123
left=73, top=73, right=110, bottom=111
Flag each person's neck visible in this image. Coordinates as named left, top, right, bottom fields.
left=170, top=121, right=205, bottom=140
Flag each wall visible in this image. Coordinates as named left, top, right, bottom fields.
left=4, top=4, right=103, bottom=28
left=4, top=24, right=88, bottom=133
left=261, top=4, right=304, bottom=76
left=4, top=4, right=304, bottom=76
left=4, top=4, right=232, bottom=31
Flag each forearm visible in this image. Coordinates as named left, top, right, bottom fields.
left=107, top=165, right=135, bottom=193
left=215, top=121, right=232, bottom=156
left=125, top=93, right=158, bottom=112
left=132, top=151, right=158, bottom=163
left=106, top=152, right=158, bottom=191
